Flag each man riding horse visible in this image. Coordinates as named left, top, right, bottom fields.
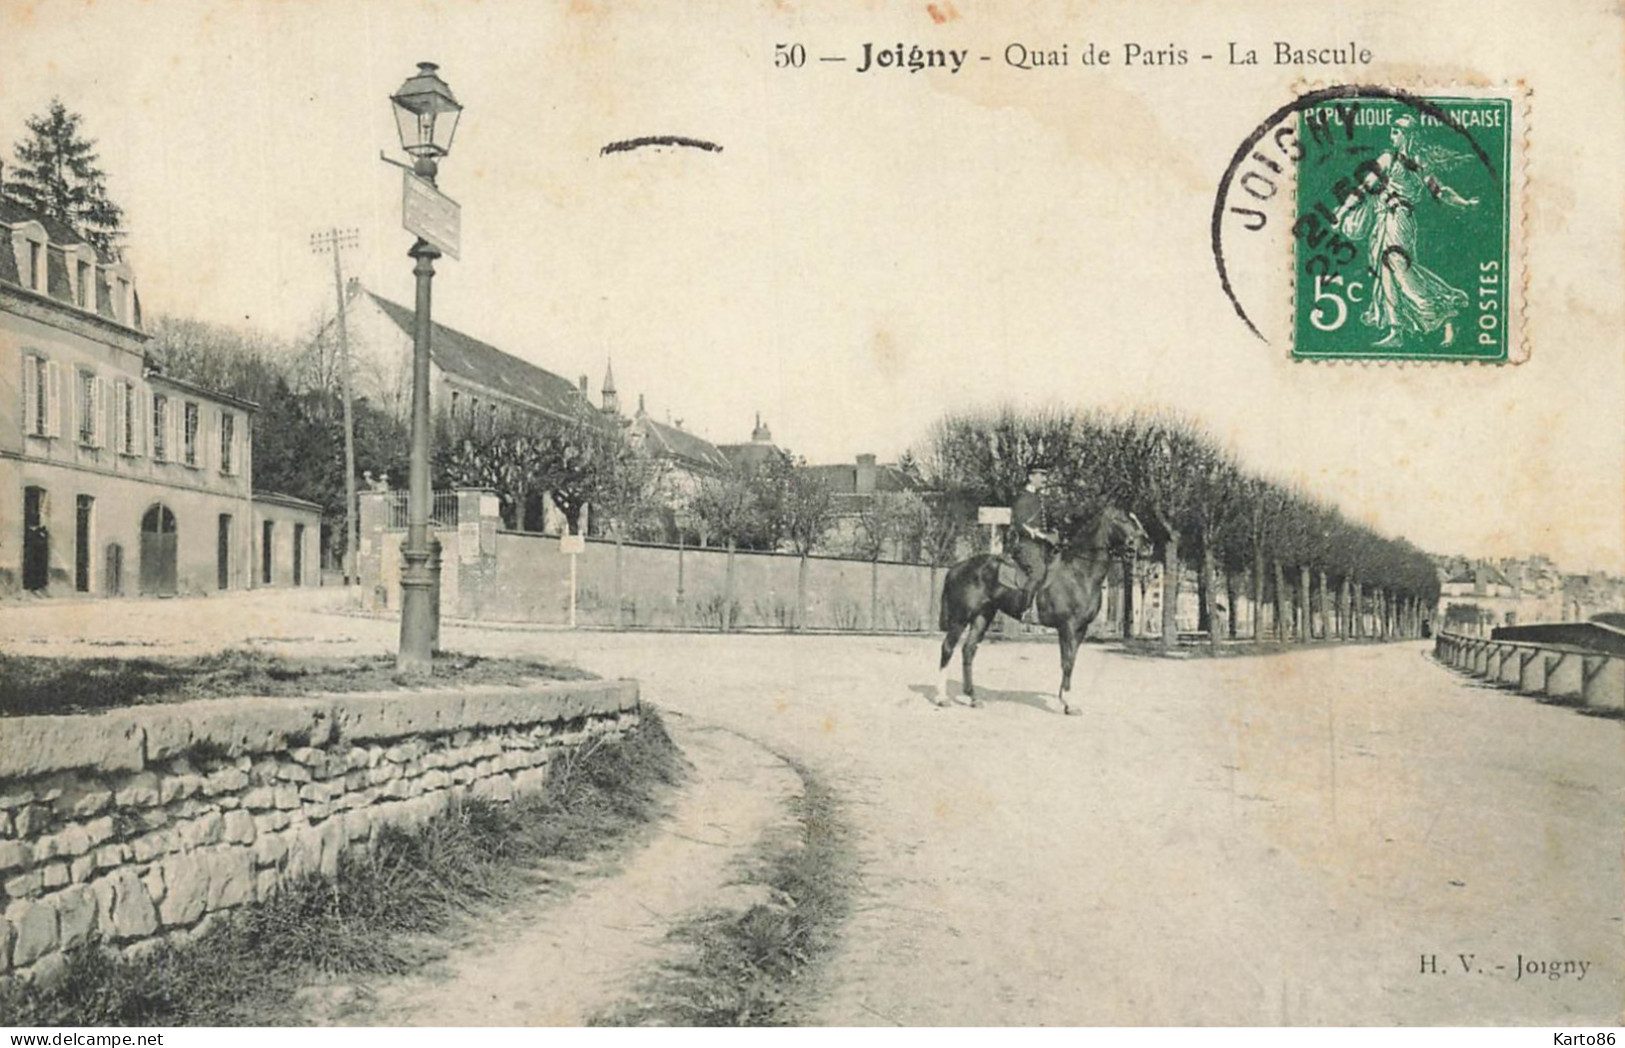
left=1009, top=464, right=1061, bottom=615
left=937, top=472, right=1151, bottom=713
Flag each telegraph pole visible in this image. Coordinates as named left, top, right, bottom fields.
left=310, top=227, right=361, bottom=584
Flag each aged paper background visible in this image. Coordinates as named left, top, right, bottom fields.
left=2, top=0, right=1622, bottom=1028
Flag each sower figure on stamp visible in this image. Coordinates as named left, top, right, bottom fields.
left=1009, top=464, right=1061, bottom=615
left=1334, top=113, right=1479, bottom=349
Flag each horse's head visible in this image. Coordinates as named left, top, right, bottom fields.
left=1060, top=506, right=1153, bottom=560
left=1100, top=506, right=1153, bottom=558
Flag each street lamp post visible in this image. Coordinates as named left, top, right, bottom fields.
left=389, top=61, right=462, bottom=673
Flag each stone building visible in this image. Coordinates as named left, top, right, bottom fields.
left=1, top=200, right=318, bottom=597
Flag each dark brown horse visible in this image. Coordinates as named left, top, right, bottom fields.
left=936, top=506, right=1150, bottom=715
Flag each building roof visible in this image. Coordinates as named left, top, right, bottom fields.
left=802, top=460, right=918, bottom=497
left=149, top=370, right=259, bottom=413
left=364, top=290, right=593, bottom=426
left=1, top=198, right=141, bottom=330
left=719, top=441, right=782, bottom=472
left=253, top=490, right=325, bottom=513
left=635, top=416, right=731, bottom=473
left=0, top=198, right=92, bottom=252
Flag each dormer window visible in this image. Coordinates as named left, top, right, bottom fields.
left=115, top=277, right=130, bottom=323
left=69, top=245, right=98, bottom=309
left=27, top=240, right=43, bottom=292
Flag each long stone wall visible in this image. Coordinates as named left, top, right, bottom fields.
left=0, top=680, right=639, bottom=984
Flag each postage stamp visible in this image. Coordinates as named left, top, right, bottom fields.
left=1291, top=93, right=1516, bottom=361
left=1212, top=84, right=1528, bottom=363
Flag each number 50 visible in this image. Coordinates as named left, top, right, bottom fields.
left=775, top=43, right=806, bottom=68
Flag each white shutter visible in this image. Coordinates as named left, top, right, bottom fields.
left=95, top=378, right=109, bottom=447
left=22, top=356, right=39, bottom=435
left=169, top=404, right=179, bottom=464
left=114, top=382, right=128, bottom=453
left=45, top=361, right=61, bottom=437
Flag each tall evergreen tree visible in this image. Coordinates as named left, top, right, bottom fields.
left=7, top=99, right=125, bottom=257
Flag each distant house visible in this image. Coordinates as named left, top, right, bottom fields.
left=801, top=453, right=923, bottom=559
left=625, top=395, right=731, bottom=481
left=802, top=453, right=919, bottom=505
left=341, top=286, right=618, bottom=534
left=718, top=413, right=784, bottom=474
left=345, top=286, right=594, bottom=430
left=1, top=199, right=318, bottom=597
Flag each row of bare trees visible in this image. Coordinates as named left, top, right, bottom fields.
left=917, top=407, right=1441, bottom=650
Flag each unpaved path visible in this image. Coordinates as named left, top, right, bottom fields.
left=312, top=715, right=801, bottom=1026
left=5, top=593, right=1620, bottom=1025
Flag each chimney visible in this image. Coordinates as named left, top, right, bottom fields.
left=855, top=453, right=878, bottom=494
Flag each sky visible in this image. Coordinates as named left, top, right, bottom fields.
left=3, top=0, right=1622, bottom=572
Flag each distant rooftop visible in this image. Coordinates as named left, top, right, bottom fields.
left=364, top=290, right=598, bottom=427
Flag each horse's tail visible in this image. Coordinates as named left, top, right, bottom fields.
left=938, top=560, right=966, bottom=632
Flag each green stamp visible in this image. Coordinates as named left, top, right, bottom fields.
left=1292, top=96, right=1513, bottom=361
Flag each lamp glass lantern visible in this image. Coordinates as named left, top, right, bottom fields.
left=391, top=61, right=463, bottom=162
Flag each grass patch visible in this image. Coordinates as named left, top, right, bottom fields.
left=0, top=649, right=595, bottom=718
left=596, top=762, right=856, bottom=1027
left=0, top=707, right=684, bottom=1026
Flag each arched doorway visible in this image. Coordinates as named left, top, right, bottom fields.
left=139, top=504, right=178, bottom=596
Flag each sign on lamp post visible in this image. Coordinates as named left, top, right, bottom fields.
left=402, top=172, right=461, bottom=259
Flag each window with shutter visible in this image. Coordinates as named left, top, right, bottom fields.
left=184, top=402, right=200, bottom=467
left=45, top=361, right=61, bottom=437
left=152, top=394, right=168, bottom=461
left=135, top=385, right=147, bottom=456
left=97, top=378, right=109, bottom=448
left=219, top=412, right=236, bottom=475
left=115, top=382, right=129, bottom=454
left=76, top=371, right=91, bottom=445
left=23, top=355, right=41, bottom=436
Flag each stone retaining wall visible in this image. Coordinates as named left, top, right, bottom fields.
left=0, top=679, right=639, bottom=983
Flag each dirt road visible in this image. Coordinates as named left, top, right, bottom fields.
left=5, top=594, right=1619, bottom=1024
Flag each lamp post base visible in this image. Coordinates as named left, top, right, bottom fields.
left=397, top=537, right=442, bottom=673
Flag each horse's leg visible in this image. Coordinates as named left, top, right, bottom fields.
left=1057, top=622, right=1082, bottom=716
left=962, top=611, right=993, bottom=708
left=937, top=621, right=965, bottom=706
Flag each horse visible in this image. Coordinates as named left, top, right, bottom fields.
left=936, top=505, right=1151, bottom=715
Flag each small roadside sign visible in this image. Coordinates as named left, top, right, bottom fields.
left=560, top=533, right=585, bottom=555
left=978, top=506, right=1011, bottom=526
left=402, top=172, right=461, bottom=259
